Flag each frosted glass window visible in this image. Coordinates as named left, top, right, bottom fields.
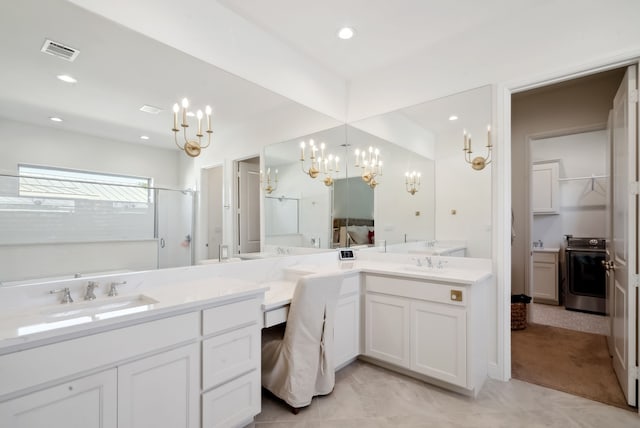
left=0, top=166, right=154, bottom=244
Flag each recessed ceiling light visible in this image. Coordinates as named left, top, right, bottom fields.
left=139, top=105, right=162, bottom=114
left=449, top=115, right=459, bottom=121
left=140, top=135, right=149, bottom=140
left=56, top=74, right=77, bottom=83
left=49, top=117, right=63, bottom=122
left=337, top=27, right=355, bottom=40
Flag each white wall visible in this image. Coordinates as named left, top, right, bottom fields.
left=531, top=131, right=607, bottom=251
left=0, top=118, right=180, bottom=186
left=435, top=125, right=492, bottom=258
left=0, top=118, right=186, bottom=282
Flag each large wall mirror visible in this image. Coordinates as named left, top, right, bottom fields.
left=263, top=85, right=492, bottom=257
left=0, top=0, right=341, bottom=284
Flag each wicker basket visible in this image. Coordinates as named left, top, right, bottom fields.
left=511, top=302, right=527, bottom=330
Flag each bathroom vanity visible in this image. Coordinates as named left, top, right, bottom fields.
left=0, top=250, right=492, bottom=427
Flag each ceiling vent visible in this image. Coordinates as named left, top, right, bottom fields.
left=139, top=105, right=163, bottom=115
left=41, top=39, right=79, bottom=62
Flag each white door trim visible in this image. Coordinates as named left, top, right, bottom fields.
left=493, top=51, right=640, bottom=384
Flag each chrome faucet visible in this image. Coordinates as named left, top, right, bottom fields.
left=425, top=256, right=433, bottom=268
left=84, top=281, right=99, bottom=300
left=50, top=287, right=73, bottom=304
left=412, top=257, right=423, bottom=267
left=108, top=281, right=127, bottom=297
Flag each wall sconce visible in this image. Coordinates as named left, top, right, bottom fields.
left=300, top=139, right=320, bottom=178
left=463, top=125, right=492, bottom=170
left=405, top=171, right=421, bottom=195
left=260, top=168, right=278, bottom=194
left=318, top=153, right=340, bottom=186
left=172, top=98, right=212, bottom=157
left=354, top=146, right=382, bottom=188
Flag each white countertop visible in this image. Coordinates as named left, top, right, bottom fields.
left=262, top=259, right=492, bottom=311
left=532, top=247, right=560, bottom=253
left=0, top=277, right=266, bottom=355
left=0, top=254, right=492, bottom=354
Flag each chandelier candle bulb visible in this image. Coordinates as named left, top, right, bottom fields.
left=172, top=104, right=179, bottom=130
left=197, top=110, right=203, bottom=136
left=181, top=98, right=189, bottom=127
left=206, top=106, right=212, bottom=132
left=300, top=141, right=305, bottom=160
left=487, top=125, right=491, bottom=147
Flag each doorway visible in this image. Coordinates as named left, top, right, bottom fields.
left=510, top=67, right=637, bottom=410
left=235, top=156, right=261, bottom=254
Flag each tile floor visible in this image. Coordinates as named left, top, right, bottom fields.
left=531, top=303, right=609, bottom=335
left=250, top=361, right=638, bottom=427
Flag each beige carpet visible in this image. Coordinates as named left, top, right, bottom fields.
left=511, top=323, right=630, bottom=410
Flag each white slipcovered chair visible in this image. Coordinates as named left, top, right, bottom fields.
left=261, top=271, right=344, bottom=412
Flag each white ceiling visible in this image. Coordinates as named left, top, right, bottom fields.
left=0, top=0, right=321, bottom=151
left=217, top=0, right=536, bottom=79
left=0, top=0, right=522, bottom=155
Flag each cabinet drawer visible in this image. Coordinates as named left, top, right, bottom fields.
left=532, top=252, right=557, bottom=263
left=201, top=370, right=260, bottom=428
left=202, top=325, right=259, bottom=390
left=0, top=312, right=199, bottom=397
left=366, top=274, right=467, bottom=307
left=202, top=298, right=260, bottom=336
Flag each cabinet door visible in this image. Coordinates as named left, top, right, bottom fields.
left=0, top=369, right=117, bottom=428
left=365, top=293, right=410, bottom=368
left=118, top=343, right=199, bottom=428
left=532, top=261, right=558, bottom=303
left=411, top=301, right=467, bottom=387
left=532, top=162, right=559, bottom=214
left=334, top=293, right=360, bottom=368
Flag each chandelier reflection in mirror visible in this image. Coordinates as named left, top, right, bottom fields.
left=299, top=140, right=340, bottom=186
left=299, top=139, right=320, bottom=178
left=172, top=98, right=212, bottom=157
left=405, top=171, right=421, bottom=195
left=354, top=146, right=382, bottom=188
left=260, top=168, right=278, bottom=194
left=463, top=125, right=492, bottom=170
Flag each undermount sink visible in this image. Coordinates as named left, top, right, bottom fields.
left=39, top=294, right=158, bottom=320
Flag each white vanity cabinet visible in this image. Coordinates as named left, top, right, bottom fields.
left=0, top=293, right=264, bottom=428
left=334, top=273, right=361, bottom=369
left=365, top=293, right=411, bottom=367
left=201, top=298, right=262, bottom=428
left=118, top=343, right=199, bottom=428
left=0, top=369, right=117, bottom=428
left=363, top=273, right=487, bottom=394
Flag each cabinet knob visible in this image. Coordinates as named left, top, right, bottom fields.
left=451, top=290, right=462, bottom=302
